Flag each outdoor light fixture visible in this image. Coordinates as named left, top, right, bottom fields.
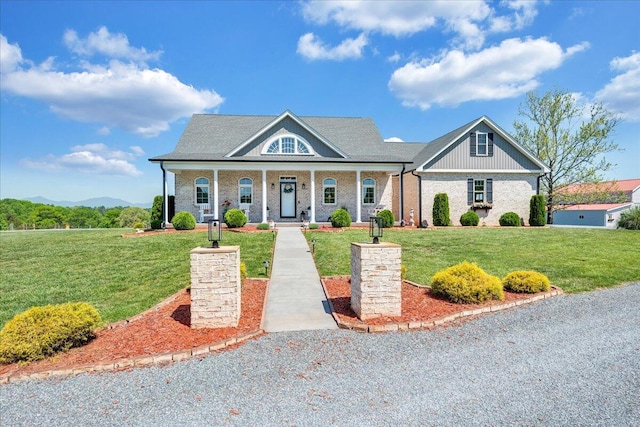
left=311, top=238, right=316, bottom=254
left=208, top=218, right=222, bottom=248
left=301, top=183, right=306, bottom=190
left=271, top=183, right=275, bottom=190
left=369, top=216, right=383, bottom=244
left=263, top=260, right=270, bottom=276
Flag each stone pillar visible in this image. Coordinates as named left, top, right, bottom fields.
left=190, top=246, right=241, bottom=328
left=350, top=242, right=402, bottom=320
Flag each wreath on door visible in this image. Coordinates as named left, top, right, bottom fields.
left=283, top=184, right=294, bottom=193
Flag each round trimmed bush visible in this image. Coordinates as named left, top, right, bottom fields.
left=377, top=209, right=395, bottom=228
left=502, top=271, right=551, bottom=293
left=330, top=208, right=352, bottom=228
left=171, top=211, right=196, bottom=230
left=460, top=211, right=480, bottom=226
left=309, top=223, right=319, bottom=230
left=224, top=208, right=247, bottom=228
left=431, top=261, right=504, bottom=304
left=0, top=302, right=102, bottom=364
left=257, top=222, right=270, bottom=230
left=499, top=212, right=521, bottom=227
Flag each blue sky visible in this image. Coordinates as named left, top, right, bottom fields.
left=1, top=0, right=638, bottom=204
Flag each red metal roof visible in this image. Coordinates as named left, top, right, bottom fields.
left=563, top=203, right=633, bottom=211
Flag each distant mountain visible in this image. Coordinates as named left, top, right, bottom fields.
left=25, top=196, right=152, bottom=209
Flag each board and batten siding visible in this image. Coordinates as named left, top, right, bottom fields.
left=233, top=116, right=342, bottom=158
left=424, top=123, right=540, bottom=171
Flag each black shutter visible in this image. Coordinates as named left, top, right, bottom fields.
left=467, top=178, right=474, bottom=204
left=486, top=178, right=493, bottom=204
left=470, top=133, right=476, bottom=157
left=488, top=133, right=494, bottom=156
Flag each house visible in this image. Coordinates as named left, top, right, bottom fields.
left=553, top=179, right=640, bottom=228
left=149, top=111, right=549, bottom=226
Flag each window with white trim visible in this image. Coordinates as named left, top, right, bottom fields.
left=262, top=134, right=314, bottom=155
left=323, top=178, right=337, bottom=205
left=195, top=177, right=210, bottom=205
left=467, top=178, right=493, bottom=205
left=239, top=177, right=253, bottom=204
left=476, top=132, right=488, bottom=156
left=362, top=178, right=376, bottom=205
left=474, top=180, right=485, bottom=202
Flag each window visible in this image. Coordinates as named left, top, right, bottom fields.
left=323, top=178, right=336, bottom=205
left=362, top=178, right=376, bottom=205
left=476, top=132, right=488, bottom=156
left=470, top=132, right=494, bottom=157
left=467, top=178, right=493, bottom=205
left=261, top=134, right=314, bottom=155
left=195, top=177, right=210, bottom=205
left=239, top=177, right=253, bottom=204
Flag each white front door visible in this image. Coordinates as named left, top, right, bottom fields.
left=280, top=182, right=296, bottom=218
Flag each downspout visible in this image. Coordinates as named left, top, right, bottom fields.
left=399, top=164, right=405, bottom=225
left=160, top=161, right=168, bottom=227
left=410, top=169, right=423, bottom=227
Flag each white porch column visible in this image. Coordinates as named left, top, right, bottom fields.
left=262, top=169, right=268, bottom=223
left=310, top=169, right=316, bottom=223
left=356, top=169, right=362, bottom=223
left=163, top=167, right=169, bottom=225
left=213, top=169, right=219, bottom=220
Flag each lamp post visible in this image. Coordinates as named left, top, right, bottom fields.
left=311, top=238, right=316, bottom=254
left=208, top=218, right=221, bottom=248
left=369, top=216, right=383, bottom=244
left=263, top=260, right=270, bottom=276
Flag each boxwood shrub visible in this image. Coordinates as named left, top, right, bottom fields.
left=330, top=208, right=352, bottom=228
left=430, top=261, right=504, bottom=304
left=224, top=208, right=247, bottom=228
left=460, top=211, right=480, bottom=226
left=502, top=271, right=551, bottom=293
left=309, top=223, right=319, bottom=230
left=499, top=212, right=521, bottom=227
left=171, top=211, right=196, bottom=230
left=0, top=302, right=102, bottom=364
left=377, top=209, right=395, bottom=228
left=257, top=222, right=270, bottom=230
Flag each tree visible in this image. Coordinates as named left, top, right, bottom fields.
left=513, top=89, right=621, bottom=223
left=100, top=208, right=122, bottom=228
left=68, top=207, right=102, bottom=228
left=432, top=193, right=451, bottom=226
left=119, top=207, right=150, bottom=228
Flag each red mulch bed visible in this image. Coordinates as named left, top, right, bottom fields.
left=0, top=279, right=267, bottom=379
left=323, top=276, right=544, bottom=327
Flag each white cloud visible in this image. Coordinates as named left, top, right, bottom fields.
left=300, top=1, right=542, bottom=52
left=389, top=38, right=587, bottom=109
left=387, top=52, right=401, bottom=63
left=297, top=32, right=368, bottom=61
left=63, top=26, right=162, bottom=65
left=0, top=30, right=224, bottom=137
left=384, top=137, right=404, bottom=143
left=596, top=52, right=640, bottom=122
left=21, top=143, right=144, bottom=176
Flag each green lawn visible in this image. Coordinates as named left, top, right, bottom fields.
left=307, top=227, right=640, bottom=293
left=0, top=229, right=274, bottom=328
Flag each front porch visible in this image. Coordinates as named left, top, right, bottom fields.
left=167, top=166, right=398, bottom=225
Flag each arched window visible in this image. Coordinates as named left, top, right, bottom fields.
left=261, top=134, right=314, bottom=155
left=239, top=178, right=253, bottom=204
left=195, top=177, right=210, bottom=205
left=362, top=178, right=376, bottom=205
left=323, top=178, right=337, bottom=205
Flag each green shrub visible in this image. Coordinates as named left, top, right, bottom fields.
left=529, top=194, right=546, bottom=226
left=499, top=212, right=521, bottom=227
left=430, top=261, right=504, bottom=304
left=240, top=262, right=248, bottom=281
left=0, top=302, right=102, bottom=364
left=224, top=208, right=247, bottom=228
left=502, top=271, right=551, bottom=293
left=401, top=264, right=407, bottom=281
left=618, top=206, right=640, bottom=230
left=460, top=211, right=480, bottom=226
left=257, top=222, right=270, bottom=230
left=151, top=195, right=163, bottom=229
left=330, top=208, right=352, bottom=228
left=309, top=223, right=319, bottom=230
left=171, top=211, right=196, bottom=230
left=377, top=209, right=395, bottom=228
left=433, top=193, right=451, bottom=226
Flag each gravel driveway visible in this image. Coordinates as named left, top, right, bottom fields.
left=2, top=283, right=639, bottom=426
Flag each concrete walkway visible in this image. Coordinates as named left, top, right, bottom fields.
left=262, top=226, right=338, bottom=332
